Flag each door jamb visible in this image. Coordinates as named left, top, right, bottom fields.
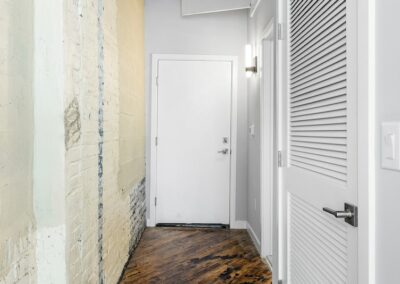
left=148, top=54, right=239, bottom=228
left=260, top=19, right=275, bottom=260
left=357, top=0, right=376, bottom=283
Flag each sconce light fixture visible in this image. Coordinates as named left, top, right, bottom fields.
left=245, top=44, right=258, bottom=77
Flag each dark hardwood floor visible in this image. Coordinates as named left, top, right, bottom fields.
left=120, top=227, right=272, bottom=284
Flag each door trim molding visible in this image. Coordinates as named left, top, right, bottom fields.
left=148, top=54, right=239, bottom=228
left=357, top=0, right=376, bottom=283
left=260, top=19, right=275, bottom=260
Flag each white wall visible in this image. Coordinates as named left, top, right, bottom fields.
left=182, top=0, right=250, bottom=16
left=0, top=1, right=36, bottom=282
left=34, top=0, right=66, bottom=282
left=246, top=0, right=275, bottom=240
left=144, top=0, right=249, bottom=222
left=375, top=1, right=400, bottom=282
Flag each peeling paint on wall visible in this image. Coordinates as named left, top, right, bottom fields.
left=64, top=97, right=81, bottom=150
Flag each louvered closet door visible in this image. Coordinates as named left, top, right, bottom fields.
left=283, top=0, right=358, bottom=283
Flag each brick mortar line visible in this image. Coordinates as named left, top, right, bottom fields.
left=97, top=0, right=105, bottom=283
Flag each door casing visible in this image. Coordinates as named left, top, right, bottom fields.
left=260, top=19, right=275, bottom=261
left=148, top=54, right=239, bottom=228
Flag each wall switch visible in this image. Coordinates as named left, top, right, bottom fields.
left=381, top=122, right=400, bottom=171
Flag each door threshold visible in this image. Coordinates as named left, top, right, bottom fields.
left=156, top=223, right=229, bottom=229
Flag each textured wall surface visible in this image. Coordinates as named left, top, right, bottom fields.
left=103, top=0, right=146, bottom=283
left=64, top=0, right=101, bottom=282
left=0, top=1, right=36, bottom=283
left=0, top=0, right=145, bottom=283
left=64, top=0, right=146, bottom=283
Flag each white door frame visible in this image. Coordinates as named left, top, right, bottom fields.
left=148, top=54, right=239, bottom=228
left=260, top=19, right=275, bottom=260
left=275, top=0, right=376, bottom=283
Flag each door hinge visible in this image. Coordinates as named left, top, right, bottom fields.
left=155, top=137, right=158, bottom=146
left=154, top=197, right=157, bottom=206
left=156, top=76, right=159, bottom=86
left=278, top=280, right=283, bottom=284
left=277, top=23, right=284, bottom=40
left=278, top=151, right=283, bottom=167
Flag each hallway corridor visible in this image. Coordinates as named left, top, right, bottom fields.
left=120, top=228, right=272, bottom=283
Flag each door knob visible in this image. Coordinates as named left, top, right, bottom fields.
left=322, top=203, right=358, bottom=227
left=218, top=149, right=229, bottom=155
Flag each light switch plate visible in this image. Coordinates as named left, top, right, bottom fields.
left=381, top=122, right=400, bottom=171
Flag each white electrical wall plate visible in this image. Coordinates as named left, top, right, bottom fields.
left=381, top=122, right=400, bottom=171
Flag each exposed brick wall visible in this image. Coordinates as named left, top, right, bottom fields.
left=63, top=0, right=146, bottom=283
left=102, top=0, right=146, bottom=282
left=64, top=0, right=102, bottom=282
left=0, top=0, right=36, bottom=283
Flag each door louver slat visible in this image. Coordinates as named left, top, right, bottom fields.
left=291, top=35, right=346, bottom=72
left=291, top=1, right=345, bottom=42
left=291, top=93, right=346, bottom=111
left=291, top=51, right=346, bottom=80
left=291, top=1, right=317, bottom=22
left=290, top=0, right=348, bottom=183
left=291, top=67, right=346, bottom=93
left=291, top=141, right=346, bottom=153
left=291, top=146, right=347, bottom=160
left=291, top=60, right=346, bottom=88
left=289, top=194, right=348, bottom=283
left=291, top=85, right=346, bottom=104
left=291, top=9, right=346, bottom=54
left=291, top=44, right=346, bottom=75
left=292, top=102, right=346, bottom=117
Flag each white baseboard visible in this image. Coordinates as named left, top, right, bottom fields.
left=230, top=220, right=247, bottom=229
left=246, top=222, right=261, bottom=253
left=146, top=218, right=155, bottom=227
left=263, top=255, right=273, bottom=272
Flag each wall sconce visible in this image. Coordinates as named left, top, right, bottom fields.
left=245, top=44, right=258, bottom=77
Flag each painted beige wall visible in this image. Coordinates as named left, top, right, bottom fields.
left=0, top=0, right=36, bottom=282
left=103, top=1, right=146, bottom=282
left=118, top=0, right=146, bottom=190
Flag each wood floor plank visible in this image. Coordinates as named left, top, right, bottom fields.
left=120, top=228, right=272, bottom=284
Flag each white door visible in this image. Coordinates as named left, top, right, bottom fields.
left=154, top=57, right=233, bottom=225
left=283, top=0, right=358, bottom=283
